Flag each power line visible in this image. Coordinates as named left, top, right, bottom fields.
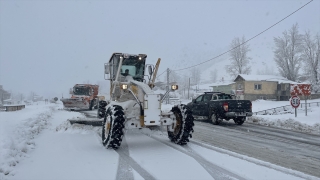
left=172, top=0, right=313, bottom=72
left=156, top=69, right=167, bottom=79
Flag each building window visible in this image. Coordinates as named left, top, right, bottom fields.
left=237, top=84, right=243, bottom=89
left=254, top=84, right=262, bottom=90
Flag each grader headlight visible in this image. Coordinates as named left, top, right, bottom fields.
left=120, top=84, right=128, bottom=90
left=171, top=85, right=178, bottom=90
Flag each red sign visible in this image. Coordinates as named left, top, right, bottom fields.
left=290, top=96, right=300, bottom=108
left=290, top=84, right=311, bottom=96
left=236, top=90, right=244, bottom=95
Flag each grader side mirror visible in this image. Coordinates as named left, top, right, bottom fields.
left=148, top=66, right=153, bottom=76
left=104, top=63, right=110, bottom=74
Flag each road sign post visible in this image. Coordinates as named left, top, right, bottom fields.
left=290, top=95, right=300, bottom=117
left=290, top=84, right=310, bottom=116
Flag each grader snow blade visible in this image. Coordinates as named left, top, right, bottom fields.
left=68, top=118, right=103, bottom=126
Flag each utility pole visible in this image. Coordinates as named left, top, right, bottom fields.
left=166, top=68, right=170, bottom=104
left=188, top=78, right=190, bottom=100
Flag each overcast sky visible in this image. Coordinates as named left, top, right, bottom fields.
left=0, top=0, right=319, bottom=99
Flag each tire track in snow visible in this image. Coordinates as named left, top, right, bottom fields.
left=83, top=112, right=154, bottom=180
left=115, top=136, right=156, bottom=180
left=146, top=134, right=246, bottom=180
left=115, top=137, right=135, bottom=180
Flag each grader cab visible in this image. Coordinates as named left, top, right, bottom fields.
left=99, top=52, right=194, bottom=149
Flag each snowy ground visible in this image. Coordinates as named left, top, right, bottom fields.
left=249, top=99, right=320, bottom=135
left=0, top=100, right=319, bottom=180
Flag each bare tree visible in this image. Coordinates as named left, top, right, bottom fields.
left=210, top=69, right=218, bottom=83
left=225, top=36, right=251, bottom=78
left=274, top=24, right=303, bottom=81
left=302, top=31, right=320, bottom=92
left=256, top=62, right=276, bottom=75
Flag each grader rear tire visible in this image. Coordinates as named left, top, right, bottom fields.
left=97, top=100, right=108, bottom=119
left=102, top=105, right=125, bottom=149
left=168, top=104, right=194, bottom=145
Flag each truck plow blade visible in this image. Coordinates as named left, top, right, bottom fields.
left=68, top=118, right=103, bottom=126
left=61, top=98, right=89, bottom=110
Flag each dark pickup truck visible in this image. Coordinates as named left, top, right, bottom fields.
left=187, top=92, right=253, bottom=125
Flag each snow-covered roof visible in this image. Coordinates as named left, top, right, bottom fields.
left=191, top=83, right=213, bottom=90
left=209, top=81, right=235, bottom=87
left=190, top=81, right=234, bottom=90
left=236, top=74, right=300, bottom=84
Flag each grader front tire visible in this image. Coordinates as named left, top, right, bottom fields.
left=102, top=105, right=125, bottom=149
left=168, top=104, right=194, bottom=145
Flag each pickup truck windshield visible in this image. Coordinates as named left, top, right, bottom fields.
left=217, top=94, right=232, bottom=100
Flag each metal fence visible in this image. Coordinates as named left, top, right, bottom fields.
left=253, top=102, right=320, bottom=115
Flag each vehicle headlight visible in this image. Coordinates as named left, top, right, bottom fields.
left=171, top=85, right=178, bottom=90
left=121, top=84, right=128, bottom=90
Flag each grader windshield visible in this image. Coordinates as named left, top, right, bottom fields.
left=109, top=53, right=146, bottom=82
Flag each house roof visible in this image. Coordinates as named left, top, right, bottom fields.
left=235, top=74, right=300, bottom=84
left=209, top=81, right=234, bottom=87
left=190, top=81, right=234, bottom=89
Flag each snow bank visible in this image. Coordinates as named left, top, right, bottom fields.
left=248, top=100, right=320, bottom=134
left=0, top=104, right=55, bottom=177
left=248, top=116, right=320, bottom=135
left=56, top=121, right=101, bottom=136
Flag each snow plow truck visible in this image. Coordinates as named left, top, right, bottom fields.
left=98, top=52, right=195, bottom=149
left=61, top=84, right=99, bottom=111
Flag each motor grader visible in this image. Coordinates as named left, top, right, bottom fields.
left=98, top=52, right=194, bottom=149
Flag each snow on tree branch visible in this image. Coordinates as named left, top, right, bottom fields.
left=225, top=36, right=251, bottom=78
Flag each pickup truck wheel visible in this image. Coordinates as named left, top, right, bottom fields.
left=168, top=104, right=194, bottom=145
left=211, top=113, right=220, bottom=125
left=234, top=117, right=245, bottom=125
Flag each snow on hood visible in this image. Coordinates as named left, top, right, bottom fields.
left=126, top=76, right=153, bottom=94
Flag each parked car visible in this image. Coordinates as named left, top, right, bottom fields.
left=187, top=92, right=252, bottom=125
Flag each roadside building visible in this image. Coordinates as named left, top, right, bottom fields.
left=209, top=81, right=235, bottom=95
left=234, top=74, right=301, bottom=101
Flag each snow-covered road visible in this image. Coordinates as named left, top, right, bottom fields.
left=192, top=120, right=320, bottom=178
left=1, top=102, right=319, bottom=180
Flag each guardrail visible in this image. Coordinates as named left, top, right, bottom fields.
left=253, top=102, right=320, bottom=115
left=2, top=105, right=26, bottom=112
